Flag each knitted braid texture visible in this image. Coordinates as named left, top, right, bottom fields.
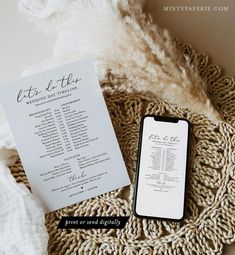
left=10, top=43, right=235, bottom=255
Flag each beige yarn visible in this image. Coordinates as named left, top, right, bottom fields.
left=9, top=43, right=235, bottom=255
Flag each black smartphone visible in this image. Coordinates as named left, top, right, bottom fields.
left=133, top=115, right=190, bottom=221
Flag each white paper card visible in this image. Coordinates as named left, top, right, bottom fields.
left=0, top=60, right=130, bottom=212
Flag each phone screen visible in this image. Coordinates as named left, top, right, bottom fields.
left=134, top=115, right=190, bottom=220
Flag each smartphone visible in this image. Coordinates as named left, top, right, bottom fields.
left=133, top=115, right=190, bottom=221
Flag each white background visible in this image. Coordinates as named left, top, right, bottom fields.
left=0, top=1, right=56, bottom=83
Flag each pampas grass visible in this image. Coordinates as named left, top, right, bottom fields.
left=19, top=0, right=221, bottom=121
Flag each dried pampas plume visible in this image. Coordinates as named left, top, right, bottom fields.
left=18, top=0, right=221, bottom=121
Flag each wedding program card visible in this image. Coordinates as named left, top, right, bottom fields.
left=0, top=60, right=130, bottom=212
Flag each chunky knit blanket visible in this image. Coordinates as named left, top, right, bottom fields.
left=9, top=42, right=235, bottom=254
